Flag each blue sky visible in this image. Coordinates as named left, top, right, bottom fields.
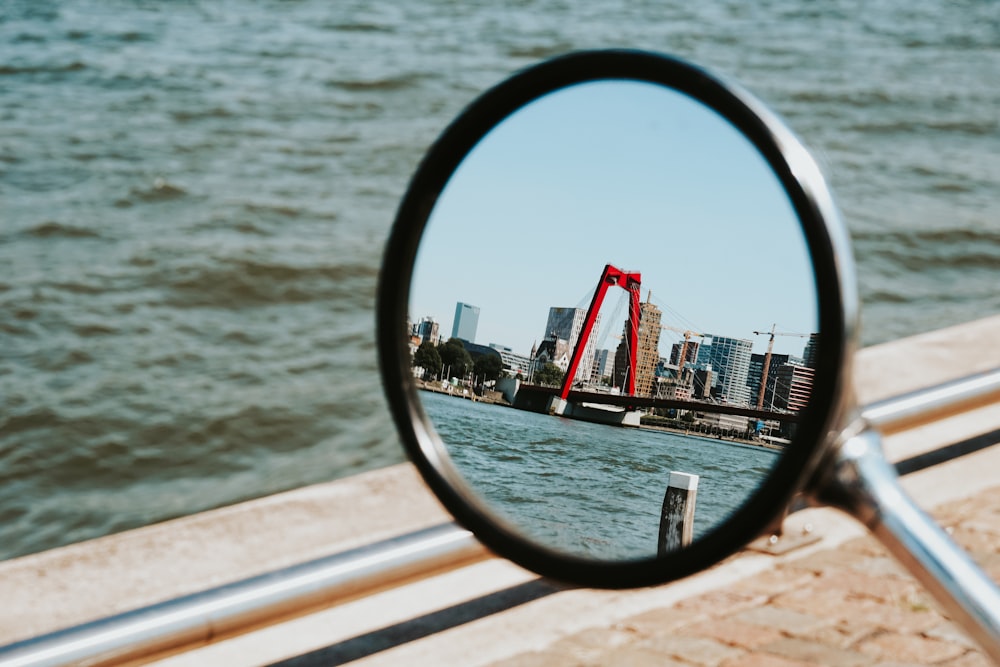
left=409, top=80, right=818, bottom=359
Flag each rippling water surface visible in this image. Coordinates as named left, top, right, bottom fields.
left=1, top=1, right=998, bottom=560
left=424, top=392, right=777, bottom=560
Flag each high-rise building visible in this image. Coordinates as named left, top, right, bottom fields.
left=613, top=299, right=662, bottom=397
left=803, top=333, right=819, bottom=369
left=773, top=363, right=815, bottom=413
left=693, top=368, right=713, bottom=400
left=416, top=317, right=439, bottom=345
left=451, top=302, right=480, bottom=342
left=590, top=348, right=615, bottom=384
left=669, top=340, right=700, bottom=367
left=706, top=335, right=753, bottom=405
left=747, top=353, right=791, bottom=409
left=543, top=307, right=599, bottom=384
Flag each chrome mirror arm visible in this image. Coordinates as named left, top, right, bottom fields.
left=812, top=426, right=1000, bottom=663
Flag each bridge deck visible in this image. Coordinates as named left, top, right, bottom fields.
left=520, top=384, right=800, bottom=422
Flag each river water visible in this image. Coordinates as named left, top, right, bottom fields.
left=423, top=391, right=777, bottom=561
left=1, top=1, right=998, bottom=560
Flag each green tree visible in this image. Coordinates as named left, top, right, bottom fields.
left=473, top=353, right=503, bottom=382
left=533, top=362, right=565, bottom=387
left=413, top=341, right=442, bottom=379
left=438, top=338, right=472, bottom=379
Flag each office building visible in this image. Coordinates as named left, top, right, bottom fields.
left=803, top=333, right=819, bottom=369
left=773, top=363, right=815, bottom=413
left=543, top=307, right=599, bottom=384
left=669, top=340, right=700, bottom=367
left=590, top=348, right=615, bottom=384
left=451, top=302, right=480, bottom=342
left=706, top=335, right=753, bottom=405
left=747, top=353, right=791, bottom=410
left=415, top=317, right=439, bottom=345
left=489, top=343, right=533, bottom=378
left=613, top=299, right=662, bottom=397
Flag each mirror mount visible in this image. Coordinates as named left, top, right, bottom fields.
left=813, top=425, right=1000, bottom=663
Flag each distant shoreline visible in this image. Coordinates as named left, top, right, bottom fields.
left=416, top=382, right=785, bottom=451
left=637, top=423, right=785, bottom=451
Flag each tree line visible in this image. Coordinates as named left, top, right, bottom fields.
left=412, top=338, right=504, bottom=382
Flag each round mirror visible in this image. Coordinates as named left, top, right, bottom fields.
left=379, top=51, right=854, bottom=587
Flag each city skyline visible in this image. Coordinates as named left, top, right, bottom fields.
left=410, top=79, right=819, bottom=364
left=412, top=298, right=815, bottom=366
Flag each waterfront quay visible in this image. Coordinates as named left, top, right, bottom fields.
left=419, top=377, right=779, bottom=448
left=416, top=379, right=509, bottom=406
left=1, top=315, right=998, bottom=665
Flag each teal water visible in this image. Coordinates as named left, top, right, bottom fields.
left=1, top=1, right=997, bottom=559
left=423, top=391, right=778, bottom=561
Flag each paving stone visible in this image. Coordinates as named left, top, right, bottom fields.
left=617, top=606, right=699, bottom=638
left=925, top=622, right=979, bottom=651
left=983, top=553, right=1000, bottom=581
left=595, top=644, right=693, bottom=667
left=940, top=650, right=994, bottom=667
left=487, top=649, right=588, bottom=667
left=948, top=525, right=1000, bottom=560
left=847, top=554, right=911, bottom=579
left=681, top=617, right=784, bottom=649
left=720, top=654, right=819, bottom=667
left=728, top=567, right=815, bottom=597
left=771, top=580, right=944, bottom=634
left=635, top=634, right=745, bottom=667
left=838, top=536, right=887, bottom=558
left=780, top=547, right=869, bottom=575
left=672, top=590, right=769, bottom=618
left=552, top=626, right=639, bottom=651
left=932, top=498, right=978, bottom=526
left=856, top=631, right=965, bottom=664
left=813, top=568, right=923, bottom=604
left=547, top=626, right=640, bottom=664
left=793, top=618, right=878, bottom=650
left=758, top=637, right=874, bottom=667
left=734, top=605, right=831, bottom=636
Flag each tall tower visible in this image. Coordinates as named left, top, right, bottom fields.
left=544, top=307, right=599, bottom=384
left=417, top=317, right=440, bottom=345
left=773, top=363, right=815, bottom=413
left=451, top=302, right=480, bottom=342
left=706, top=335, right=753, bottom=405
left=669, top=340, right=699, bottom=367
left=613, top=299, right=662, bottom=397
left=803, top=333, right=819, bottom=369
left=748, top=352, right=790, bottom=410
left=590, top=348, right=615, bottom=383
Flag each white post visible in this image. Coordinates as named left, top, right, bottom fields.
left=658, top=471, right=699, bottom=555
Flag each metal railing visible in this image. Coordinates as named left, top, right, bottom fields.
left=1, top=368, right=998, bottom=667
left=860, top=368, right=1000, bottom=435
left=0, top=525, right=485, bottom=667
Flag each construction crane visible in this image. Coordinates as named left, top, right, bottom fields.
left=752, top=324, right=809, bottom=410
left=660, top=324, right=705, bottom=377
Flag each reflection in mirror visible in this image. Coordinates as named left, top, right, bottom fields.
left=407, top=81, right=819, bottom=562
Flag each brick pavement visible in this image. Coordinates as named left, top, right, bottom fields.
left=487, top=485, right=1000, bottom=667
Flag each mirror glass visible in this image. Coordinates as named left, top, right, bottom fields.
left=407, top=80, right=819, bottom=562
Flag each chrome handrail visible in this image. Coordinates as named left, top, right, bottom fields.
left=861, top=368, right=1000, bottom=436
left=0, top=524, right=484, bottom=667
left=1, top=368, right=997, bottom=667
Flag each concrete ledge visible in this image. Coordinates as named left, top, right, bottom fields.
left=0, top=464, right=452, bottom=643
left=2, top=314, right=999, bottom=664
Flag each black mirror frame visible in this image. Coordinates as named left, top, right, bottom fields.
left=377, top=49, right=858, bottom=588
